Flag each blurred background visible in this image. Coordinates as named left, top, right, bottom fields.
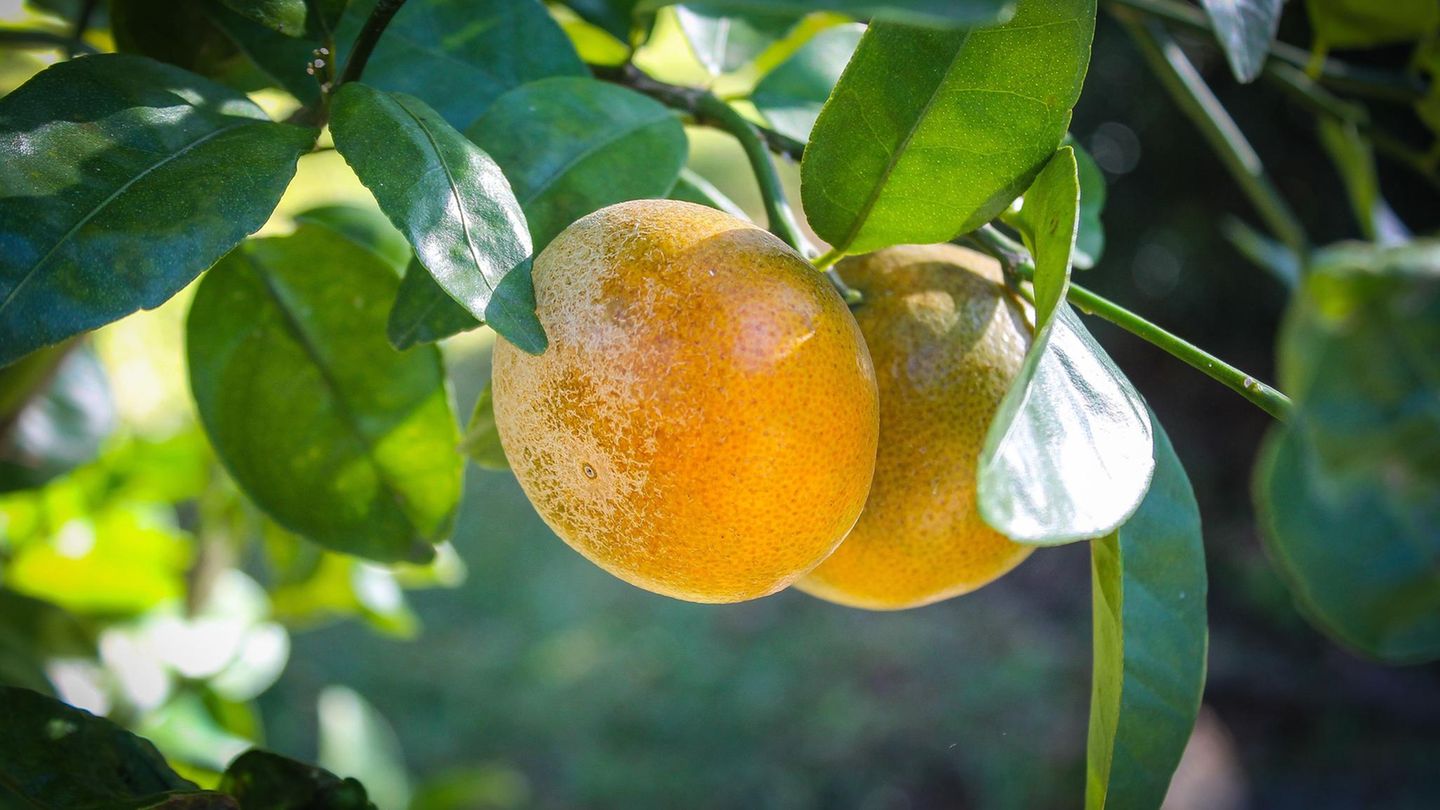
left=2, top=2, right=1440, bottom=808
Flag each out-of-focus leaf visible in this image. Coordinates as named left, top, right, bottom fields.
left=293, top=203, right=412, bottom=272
left=139, top=690, right=256, bottom=774
left=1200, top=0, right=1283, bottom=82
left=1221, top=217, right=1299, bottom=287
left=0, top=345, right=116, bottom=493
left=559, top=0, right=644, bottom=42
left=1254, top=240, right=1440, bottom=663
left=460, top=382, right=508, bottom=470
left=333, top=0, right=585, bottom=130
left=980, top=149, right=1153, bottom=545
left=1304, top=0, right=1439, bottom=49
left=801, top=0, right=1095, bottom=255
left=669, top=167, right=748, bottom=218
left=639, top=0, right=1017, bottom=28
left=407, top=766, right=532, bottom=810
left=0, top=54, right=314, bottom=367
left=386, top=258, right=479, bottom=351
left=220, top=750, right=376, bottom=810
left=0, top=685, right=199, bottom=808
left=186, top=226, right=463, bottom=564
left=675, top=5, right=797, bottom=74
left=1316, top=118, right=1409, bottom=245
left=751, top=23, right=863, bottom=143
left=0, top=590, right=95, bottom=695
left=268, top=541, right=421, bottom=637
left=1087, top=417, right=1208, bottom=810
left=330, top=83, right=544, bottom=354
left=318, top=686, right=411, bottom=810
left=1417, top=40, right=1440, bottom=136
left=1070, top=136, right=1106, bottom=269
left=222, top=0, right=308, bottom=36
left=466, top=77, right=687, bottom=253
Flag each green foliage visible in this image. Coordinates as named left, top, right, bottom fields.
left=221, top=0, right=309, bottom=37
left=186, top=226, right=463, bottom=564
left=675, top=5, right=796, bottom=74
left=669, top=167, right=748, bottom=217
left=460, top=383, right=508, bottom=471
left=220, top=750, right=375, bottom=809
left=0, top=54, right=313, bottom=367
left=1254, top=241, right=1440, bottom=662
left=1069, top=136, right=1107, bottom=269
left=800, top=0, right=1096, bottom=255
left=1199, top=0, right=1283, bottom=83
left=640, top=0, right=1018, bottom=27
left=1087, top=418, right=1207, bottom=810
left=0, top=345, right=115, bottom=493
left=751, top=22, right=862, bottom=142
left=1304, top=0, right=1440, bottom=48
left=292, top=204, right=413, bottom=273
left=330, top=82, right=545, bottom=353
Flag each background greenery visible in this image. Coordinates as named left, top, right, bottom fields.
left=1, top=1, right=1438, bottom=808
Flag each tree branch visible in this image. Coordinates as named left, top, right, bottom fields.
left=338, top=0, right=408, bottom=87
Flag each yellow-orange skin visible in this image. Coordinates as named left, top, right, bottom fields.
left=798, top=244, right=1035, bottom=611
left=492, top=200, right=879, bottom=603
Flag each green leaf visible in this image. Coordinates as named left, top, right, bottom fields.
left=330, top=83, right=544, bottom=353
left=751, top=23, right=863, bottom=143
left=466, top=76, right=688, bottom=253
left=675, top=5, right=797, bottom=74
left=1316, top=118, right=1408, bottom=245
left=220, top=750, right=376, bottom=810
left=484, top=257, right=548, bottom=355
left=202, top=1, right=325, bottom=105
left=1005, top=146, right=1080, bottom=327
left=0, top=685, right=199, bottom=808
left=1220, top=217, right=1299, bottom=287
left=978, top=306, right=1154, bottom=545
left=1304, top=0, right=1439, bottom=49
left=0, top=345, right=116, bottom=493
left=1253, top=240, right=1440, bottom=662
left=186, top=226, right=463, bottom=564
left=0, top=590, right=95, bottom=695
left=559, top=0, right=644, bottom=42
left=317, top=686, right=410, bottom=810
left=1200, top=0, right=1283, bottom=83
left=639, top=0, right=1017, bottom=28
left=333, top=0, right=586, bottom=130
left=459, top=382, right=508, bottom=470
left=801, top=0, right=1095, bottom=255
left=293, top=203, right=413, bottom=272
left=669, top=167, right=748, bottom=218
left=1070, top=136, right=1106, bottom=269
left=222, top=0, right=309, bottom=36
left=1087, top=417, right=1208, bottom=810
left=0, top=54, right=314, bottom=368
left=387, top=258, right=479, bottom=351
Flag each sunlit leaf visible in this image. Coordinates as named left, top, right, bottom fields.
left=1316, top=118, right=1409, bottom=245
left=1087, top=417, right=1208, bottom=810
left=1004, top=146, right=1079, bottom=326
left=675, top=5, right=797, bottom=74
left=0, top=54, right=314, bottom=367
left=751, top=23, right=863, bottom=143
left=801, top=0, right=1095, bottom=255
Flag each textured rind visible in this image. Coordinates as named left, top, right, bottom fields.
left=798, top=244, right=1035, bottom=610
left=492, top=200, right=880, bottom=603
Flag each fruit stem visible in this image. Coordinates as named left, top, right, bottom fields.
left=976, top=226, right=1293, bottom=422
left=338, top=0, right=409, bottom=87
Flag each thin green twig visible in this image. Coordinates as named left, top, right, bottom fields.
left=1117, top=12, right=1309, bottom=257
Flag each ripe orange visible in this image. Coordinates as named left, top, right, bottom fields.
left=491, top=200, right=879, bottom=603
left=798, top=244, right=1035, bottom=610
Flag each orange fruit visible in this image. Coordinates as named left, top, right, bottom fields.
left=491, top=200, right=879, bottom=603
left=798, top=243, right=1035, bottom=610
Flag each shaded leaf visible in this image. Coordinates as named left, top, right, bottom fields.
left=1316, top=118, right=1409, bottom=245
left=639, top=0, right=1017, bottom=28
left=0, top=344, right=116, bottom=493
left=187, top=226, right=463, bottom=564
left=801, top=0, right=1095, bottom=255
left=751, top=23, right=864, bottom=143
left=0, top=685, right=198, bottom=808
left=460, top=382, right=508, bottom=470
left=560, top=0, right=645, bottom=41
left=330, top=83, right=543, bottom=352
left=222, top=0, right=309, bottom=36
left=293, top=203, right=412, bottom=272
left=387, top=258, right=479, bottom=351
left=220, top=750, right=376, bottom=810
left=1200, top=0, right=1284, bottom=83
left=333, top=0, right=585, bottom=130
left=1254, top=240, right=1440, bottom=662
left=1004, top=146, right=1079, bottom=326
left=1304, top=0, right=1439, bottom=49
left=203, top=1, right=325, bottom=105
left=669, top=167, right=748, bottom=218
left=0, top=54, right=314, bottom=367
left=466, top=76, right=687, bottom=253
left=675, top=5, right=797, bottom=74
left=1087, top=417, right=1208, bottom=810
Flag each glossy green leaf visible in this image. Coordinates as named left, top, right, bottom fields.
left=330, top=83, right=544, bottom=353
left=801, top=0, right=1095, bottom=255
left=1087, top=417, right=1208, bottom=810
left=669, top=167, right=748, bottom=218
left=187, top=226, right=463, bottom=564
left=1316, top=118, right=1408, bottom=245
left=751, top=23, right=863, bottom=143
left=460, top=382, right=508, bottom=470
left=639, top=0, right=1017, bottom=28
left=220, top=750, right=376, bottom=810
left=293, top=203, right=412, bottom=272
left=0, top=345, right=116, bottom=493
left=0, top=685, right=199, bottom=808
left=978, top=305, right=1154, bottom=545
left=0, top=54, right=313, bottom=368
left=387, top=258, right=479, bottom=351
left=466, top=76, right=688, bottom=253
left=675, top=5, right=797, bottom=74
left=333, top=0, right=585, bottom=130
left=222, top=0, right=308, bottom=36
left=1200, top=0, right=1283, bottom=83
left=1005, top=146, right=1079, bottom=327
left=484, top=257, right=548, bottom=355
left=1254, top=240, right=1440, bottom=662
left=1070, top=136, right=1106, bottom=269
left=1304, top=0, right=1439, bottom=48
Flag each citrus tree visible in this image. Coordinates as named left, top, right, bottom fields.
left=0, top=0, right=1437, bottom=808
